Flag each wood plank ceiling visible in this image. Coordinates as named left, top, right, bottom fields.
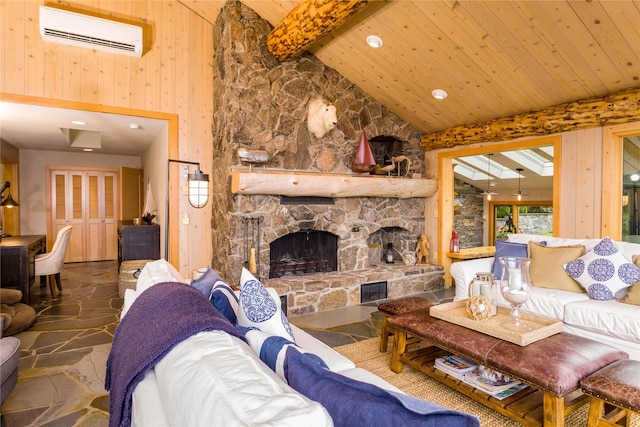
left=180, top=0, right=640, bottom=146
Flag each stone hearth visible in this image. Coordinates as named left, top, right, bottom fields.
left=266, top=264, right=444, bottom=316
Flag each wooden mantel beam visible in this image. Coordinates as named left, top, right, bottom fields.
left=422, top=87, right=640, bottom=150
left=267, top=0, right=372, bottom=62
left=230, top=169, right=437, bottom=199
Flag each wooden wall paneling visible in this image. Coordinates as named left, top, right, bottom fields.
left=168, top=3, right=190, bottom=267
left=160, top=1, right=176, bottom=113
left=144, top=0, right=161, bottom=112
left=109, top=0, right=132, bottom=107
left=24, top=0, right=44, bottom=96
left=43, top=36, right=64, bottom=100
left=96, top=0, right=117, bottom=106
left=560, top=132, right=578, bottom=237
left=129, top=0, right=147, bottom=110
left=574, top=129, right=599, bottom=238
left=592, top=127, right=603, bottom=237
left=2, top=1, right=26, bottom=94
left=186, top=15, right=203, bottom=270
left=82, top=50, right=99, bottom=104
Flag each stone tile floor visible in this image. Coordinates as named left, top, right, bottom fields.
left=0, top=260, right=453, bottom=427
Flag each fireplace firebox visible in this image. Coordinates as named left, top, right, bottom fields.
left=269, top=230, right=338, bottom=278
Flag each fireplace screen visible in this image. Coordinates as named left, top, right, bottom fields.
left=269, top=230, right=338, bottom=278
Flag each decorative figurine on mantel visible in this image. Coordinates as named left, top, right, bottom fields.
left=415, top=234, right=430, bottom=265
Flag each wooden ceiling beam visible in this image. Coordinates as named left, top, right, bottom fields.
left=422, top=88, right=640, bottom=150
left=267, top=0, right=372, bottom=62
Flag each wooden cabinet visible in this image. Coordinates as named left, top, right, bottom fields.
left=118, top=221, right=160, bottom=264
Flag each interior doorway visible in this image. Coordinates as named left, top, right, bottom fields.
left=436, top=135, right=561, bottom=280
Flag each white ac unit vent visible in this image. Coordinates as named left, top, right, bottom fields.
left=39, top=6, right=143, bottom=57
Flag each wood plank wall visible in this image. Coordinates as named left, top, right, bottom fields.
left=0, top=0, right=214, bottom=276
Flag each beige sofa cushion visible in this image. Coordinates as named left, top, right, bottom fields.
left=528, top=242, right=585, bottom=293
left=621, top=255, right=640, bottom=306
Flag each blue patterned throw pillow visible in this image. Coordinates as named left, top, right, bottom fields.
left=237, top=268, right=295, bottom=342
left=190, top=267, right=222, bottom=296
left=209, top=280, right=239, bottom=324
left=239, top=327, right=318, bottom=382
left=563, top=237, right=640, bottom=300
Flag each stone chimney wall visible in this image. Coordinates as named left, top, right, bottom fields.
left=211, top=1, right=432, bottom=285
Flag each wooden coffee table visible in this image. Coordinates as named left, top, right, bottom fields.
left=387, top=308, right=628, bottom=427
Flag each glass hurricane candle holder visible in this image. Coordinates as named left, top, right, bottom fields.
left=499, top=257, right=532, bottom=332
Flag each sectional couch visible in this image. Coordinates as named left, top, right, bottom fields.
left=106, top=260, right=479, bottom=427
left=450, top=234, right=640, bottom=361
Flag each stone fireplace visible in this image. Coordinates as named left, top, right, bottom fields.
left=210, top=1, right=443, bottom=314
left=270, top=230, right=338, bottom=277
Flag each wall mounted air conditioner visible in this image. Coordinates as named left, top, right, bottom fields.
left=39, top=6, right=143, bottom=57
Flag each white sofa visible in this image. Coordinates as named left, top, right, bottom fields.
left=111, top=260, right=479, bottom=427
left=450, top=234, right=640, bottom=361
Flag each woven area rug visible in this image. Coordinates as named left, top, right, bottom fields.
left=335, top=337, right=639, bottom=427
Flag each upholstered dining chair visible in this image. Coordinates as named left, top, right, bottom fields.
left=35, top=225, right=72, bottom=300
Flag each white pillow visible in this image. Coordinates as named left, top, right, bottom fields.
left=563, top=237, right=640, bottom=300
left=136, top=259, right=187, bottom=295
left=238, top=268, right=295, bottom=342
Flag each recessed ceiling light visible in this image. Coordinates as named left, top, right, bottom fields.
left=631, top=174, right=640, bottom=182
left=82, top=148, right=94, bottom=152
left=71, top=120, right=86, bottom=125
left=366, top=35, right=383, bottom=48
left=129, top=123, right=142, bottom=129
left=432, top=89, right=448, bottom=100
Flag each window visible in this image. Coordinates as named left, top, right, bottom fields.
left=490, top=202, right=553, bottom=244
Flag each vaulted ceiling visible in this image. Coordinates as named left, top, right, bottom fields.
left=181, top=0, right=640, bottom=138
left=178, top=0, right=640, bottom=194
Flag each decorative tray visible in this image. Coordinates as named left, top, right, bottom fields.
left=429, top=300, right=563, bottom=346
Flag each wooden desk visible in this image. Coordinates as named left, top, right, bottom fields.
left=0, top=235, right=46, bottom=305
left=447, top=246, right=495, bottom=260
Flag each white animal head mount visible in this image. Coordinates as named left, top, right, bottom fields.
left=307, top=98, right=337, bottom=138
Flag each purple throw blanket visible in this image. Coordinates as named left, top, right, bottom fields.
left=105, top=282, right=246, bottom=427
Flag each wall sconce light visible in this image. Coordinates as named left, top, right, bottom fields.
left=0, top=181, right=19, bottom=207
left=187, top=165, right=209, bottom=208
left=0, top=181, right=20, bottom=238
left=165, top=160, right=210, bottom=260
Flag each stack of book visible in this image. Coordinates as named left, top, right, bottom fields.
left=463, top=366, right=528, bottom=400
left=434, top=354, right=528, bottom=400
left=434, top=355, right=478, bottom=380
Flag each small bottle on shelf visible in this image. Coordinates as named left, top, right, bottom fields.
left=450, top=230, right=460, bottom=253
